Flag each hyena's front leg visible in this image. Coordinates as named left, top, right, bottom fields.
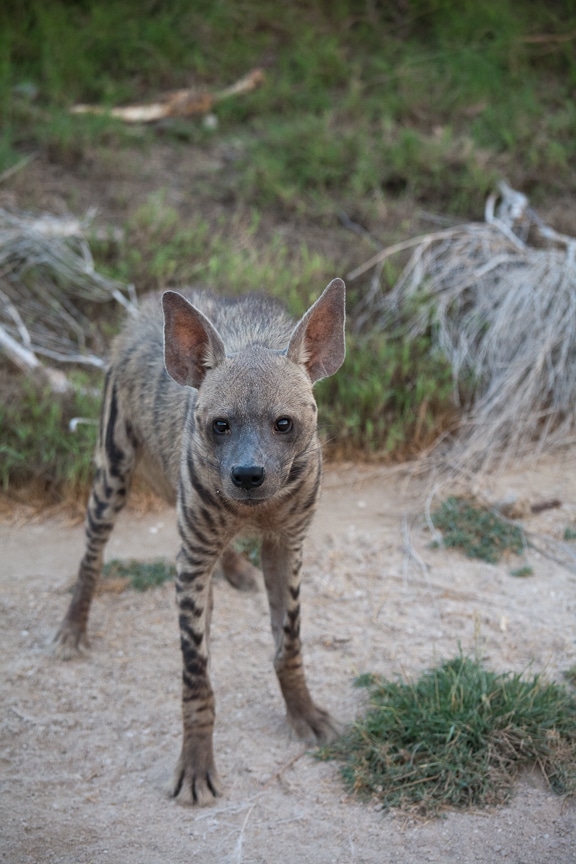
left=171, top=507, right=228, bottom=806
left=261, top=536, right=340, bottom=744
left=52, top=377, right=136, bottom=659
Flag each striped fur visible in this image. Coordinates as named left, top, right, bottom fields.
left=53, top=278, right=346, bottom=805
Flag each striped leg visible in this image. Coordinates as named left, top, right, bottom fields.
left=261, top=536, right=340, bottom=744
left=171, top=479, right=232, bottom=805
left=52, top=376, right=136, bottom=659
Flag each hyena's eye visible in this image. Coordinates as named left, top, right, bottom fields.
left=212, top=418, right=230, bottom=435
left=274, top=417, right=293, bottom=434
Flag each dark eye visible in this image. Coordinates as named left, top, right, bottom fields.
left=274, top=417, right=293, bottom=434
left=212, top=418, right=230, bottom=435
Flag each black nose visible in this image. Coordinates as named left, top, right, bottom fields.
left=231, top=465, right=265, bottom=490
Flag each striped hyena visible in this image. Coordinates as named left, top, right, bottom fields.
left=53, top=278, right=346, bottom=805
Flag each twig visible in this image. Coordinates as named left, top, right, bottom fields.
left=0, top=323, right=40, bottom=374
left=71, top=68, right=265, bottom=124
left=232, top=802, right=257, bottom=864
left=338, top=210, right=383, bottom=249
left=401, top=515, right=430, bottom=585
left=0, top=152, right=38, bottom=184
left=523, top=29, right=576, bottom=45
left=261, top=749, right=308, bottom=789
left=346, top=228, right=467, bottom=281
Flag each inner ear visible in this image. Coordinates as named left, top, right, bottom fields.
left=287, top=278, right=346, bottom=383
left=162, top=291, right=226, bottom=388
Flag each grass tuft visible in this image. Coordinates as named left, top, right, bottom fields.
left=101, top=558, right=175, bottom=592
left=432, top=497, right=525, bottom=563
left=322, top=655, right=576, bottom=815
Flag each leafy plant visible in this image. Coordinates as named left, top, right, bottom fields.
left=316, top=331, right=456, bottom=458
left=432, top=497, right=525, bottom=563
left=322, top=655, right=576, bottom=814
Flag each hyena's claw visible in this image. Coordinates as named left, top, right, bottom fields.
left=288, top=704, right=343, bottom=746
left=50, top=621, right=89, bottom=660
left=171, top=755, right=223, bottom=806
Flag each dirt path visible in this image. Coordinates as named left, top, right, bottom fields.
left=2, top=457, right=576, bottom=863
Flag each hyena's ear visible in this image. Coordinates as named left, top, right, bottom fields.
left=287, top=278, right=346, bottom=383
left=162, top=291, right=226, bottom=388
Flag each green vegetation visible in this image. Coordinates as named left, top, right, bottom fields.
left=102, top=558, right=176, bottom=591
left=3, top=1, right=576, bottom=208
left=322, top=655, right=576, bottom=814
left=106, top=195, right=334, bottom=309
left=2, top=2, right=576, bottom=500
left=432, top=497, right=525, bottom=563
left=316, top=331, right=455, bottom=457
left=510, top=565, right=534, bottom=578
left=0, top=377, right=99, bottom=498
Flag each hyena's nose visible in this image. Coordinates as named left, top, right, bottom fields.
left=231, top=465, right=265, bottom=490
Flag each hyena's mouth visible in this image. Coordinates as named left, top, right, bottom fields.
left=216, top=487, right=275, bottom=506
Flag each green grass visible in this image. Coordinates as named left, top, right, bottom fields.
left=510, top=566, right=534, bottom=578
left=316, top=331, right=455, bottom=458
left=432, top=497, right=525, bottom=563
left=0, top=376, right=99, bottom=498
left=3, top=2, right=576, bottom=208
left=103, top=194, right=334, bottom=308
left=322, top=655, right=576, bottom=814
left=102, top=558, right=176, bottom=591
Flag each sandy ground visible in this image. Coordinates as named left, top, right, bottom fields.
left=2, top=455, right=576, bottom=864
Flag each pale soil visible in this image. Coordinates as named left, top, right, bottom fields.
left=2, top=454, right=576, bottom=864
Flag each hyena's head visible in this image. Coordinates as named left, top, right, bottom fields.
left=162, top=280, right=345, bottom=505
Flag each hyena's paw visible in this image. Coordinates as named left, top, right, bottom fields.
left=220, top=546, right=260, bottom=592
left=288, top=703, right=343, bottom=746
left=50, top=620, right=89, bottom=660
left=171, top=749, right=223, bottom=807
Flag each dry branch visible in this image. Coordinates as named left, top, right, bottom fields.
left=0, top=208, right=135, bottom=389
left=71, top=68, right=265, bottom=123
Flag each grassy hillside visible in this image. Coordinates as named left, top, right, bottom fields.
left=1, top=1, right=575, bottom=497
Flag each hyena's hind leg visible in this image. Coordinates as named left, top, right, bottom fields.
left=219, top=545, right=260, bottom=592
left=52, top=375, right=138, bottom=659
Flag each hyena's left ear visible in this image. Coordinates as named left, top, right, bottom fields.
left=162, top=291, right=226, bottom=388
left=287, top=278, right=346, bottom=383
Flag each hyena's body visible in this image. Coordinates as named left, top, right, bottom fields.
left=53, top=279, right=346, bottom=805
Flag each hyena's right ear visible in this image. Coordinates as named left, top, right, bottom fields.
left=287, top=278, right=346, bottom=383
left=162, top=291, right=226, bottom=388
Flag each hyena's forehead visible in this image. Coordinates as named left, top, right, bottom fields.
left=197, top=349, right=315, bottom=414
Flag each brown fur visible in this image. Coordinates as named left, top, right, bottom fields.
left=52, top=279, right=346, bottom=805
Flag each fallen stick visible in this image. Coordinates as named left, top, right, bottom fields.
left=0, top=324, right=69, bottom=392
left=71, top=68, right=265, bottom=123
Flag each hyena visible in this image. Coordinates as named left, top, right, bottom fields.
left=53, top=278, right=346, bottom=805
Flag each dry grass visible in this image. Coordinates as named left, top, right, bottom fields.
left=355, top=184, right=576, bottom=472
